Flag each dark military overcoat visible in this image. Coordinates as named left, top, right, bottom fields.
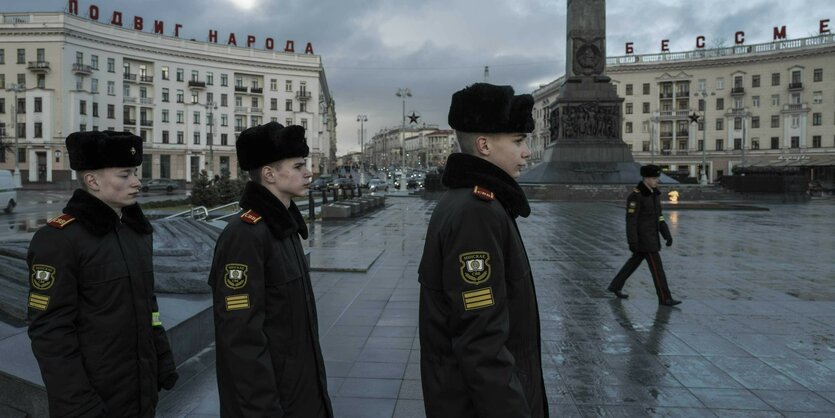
left=626, top=181, right=672, bottom=253
left=418, top=153, right=549, bottom=418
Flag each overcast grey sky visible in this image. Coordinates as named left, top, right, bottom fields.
left=6, top=0, right=835, bottom=155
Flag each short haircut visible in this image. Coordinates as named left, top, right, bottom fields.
left=454, top=131, right=481, bottom=155
left=77, top=170, right=94, bottom=191
left=248, top=161, right=282, bottom=184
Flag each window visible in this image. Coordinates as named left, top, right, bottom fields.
left=18, top=147, right=26, bottom=163
left=221, top=114, right=228, bottom=127
left=160, top=155, right=171, bottom=178
left=751, top=116, right=760, bottom=128
left=642, top=121, right=650, bottom=133
left=162, top=88, right=169, bottom=102
left=76, top=76, right=83, bottom=90
left=176, top=111, right=184, bottom=124
left=17, top=98, right=25, bottom=114
left=715, top=119, right=723, bottom=130
left=79, top=124, right=86, bottom=132
left=791, top=70, right=801, bottom=84
left=642, top=102, right=650, bottom=114
left=270, top=98, right=278, bottom=110
left=107, top=58, right=115, bottom=72
left=813, top=91, right=823, bottom=104
left=771, top=95, right=780, bottom=106
left=158, top=66, right=168, bottom=81
left=715, top=139, right=723, bottom=151
left=193, top=111, right=200, bottom=125
left=139, top=86, right=148, bottom=99
left=177, top=131, right=184, bottom=144
left=625, top=103, right=633, bottom=114
left=285, top=117, right=293, bottom=126
left=75, top=51, right=83, bottom=64
left=34, top=97, right=42, bottom=113
left=107, top=104, right=115, bottom=119
left=107, top=81, right=115, bottom=95
left=80, top=100, right=87, bottom=115
left=235, top=75, right=243, bottom=88
left=251, top=97, right=258, bottom=108
left=177, top=90, right=184, bottom=103
left=752, top=138, right=759, bottom=150
left=734, top=138, right=742, bottom=150
left=813, top=113, right=822, bottom=126
left=642, top=83, right=650, bottom=95
left=92, top=102, right=98, bottom=117
left=716, top=78, right=724, bottom=90
left=716, top=98, right=724, bottom=110
left=17, top=48, right=25, bottom=64
left=771, top=137, right=779, bottom=149
left=625, top=84, right=633, bottom=95
left=270, top=79, right=278, bottom=91
left=734, top=118, right=742, bottom=130
left=791, top=136, right=800, bottom=148
left=235, top=96, right=243, bottom=107
left=0, top=98, right=4, bottom=114
left=285, top=80, right=293, bottom=92
left=162, top=130, right=169, bottom=144
left=812, top=135, right=821, bottom=148
left=221, top=133, right=228, bottom=146
left=91, top=78, right=98, bottom=93
left=286, top=99, right=293, bottom=111
left=89, top=54, right=98, bottom=69
left=34, top=122, right=42, bottom=138
left=176, top=68, right=184, bottom=82
left=123, top=85, right=131, bottom=99
left=752, top=75, right=760, bottom=88
left=161, top=109, right=169, bottom=123
left=207, top=72, right=214, bottom=85
left=221, top=94, right=228, bottom=107
left=698, top=99, right=705, bottom=112
left=772, top=73, right=780, bottom=86
left=221, top=73, right=228, bottom=86
left=771, top=115, right=780, bottom=128
left=37, top=74, right=45, bottom=89
left=752, top=96, right=760, bottom=108
left=193, top=132, right=201, bottom=145
left=18, top=73, right=25, bottom=86
left=0, top=74, right=4, bottom=90
left=191, top=92, right=199, bottom=104
left=191, top=70, right=199, bottom=82
left=301, top=118, right=308, bottom=129
left=17, top=123, right=25, bottom=138
left=697, top=79, right=706, bottom=92
left=299, top=102, right=307, bottom=113
left=0, top=49, right=4, bottom=64
left=642, top=141, right=650, bottom=151
left=814, top=68, right=823, bottom=82
left=625, top=122, right=633, bottom=133
left=791, top=115, right=800, bottom=128
left=235, top=116, right=245, bottom=131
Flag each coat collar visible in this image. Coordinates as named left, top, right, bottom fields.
left=238, top=181, right=308, bottom=240
left=636, top=181, right=660, bottom=196
left=442, top=153, right=531, bottom=218
left=63, top=189, right=153, bottom=236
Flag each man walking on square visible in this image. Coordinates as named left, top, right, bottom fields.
left=27, top=131, right=178, bottom=417
left=209, top=122, right=333, bottom=417
left=607, top=164, right=681, bottom=306
left=418, top=83, right=548, bottom=418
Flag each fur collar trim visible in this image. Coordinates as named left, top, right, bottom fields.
left=442, top=153, right=531, bottom=218
left=238, top=181, right=308, bottom=240
left=63, top=189, right=153, bottom=236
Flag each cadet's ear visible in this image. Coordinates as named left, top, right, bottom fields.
left=83, top=171, right=101, bottom=191
left=475, top=135, right=490, bottom=156
left=261, top=165, right=276, bottom=184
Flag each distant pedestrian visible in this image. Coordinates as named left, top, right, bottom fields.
left=607, top=164, right=681, bottom=306
left=209, top=122, right=333, bottom=417
left=27, top=131, right=178, bottom=416
left=418, top=83, right=548, bottom=418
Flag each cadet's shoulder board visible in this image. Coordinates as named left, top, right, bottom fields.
left=462, top=287, right=495, bottom=311
left=240, top=209, right=262, bottom=225
left=472, top=186, right=495, bottom=202
left=632, top=188, right=641, bottom=194
left=47, top=214, right=76, bottom=229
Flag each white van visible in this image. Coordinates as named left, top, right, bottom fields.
left=0, top=170, right=18, bottom=213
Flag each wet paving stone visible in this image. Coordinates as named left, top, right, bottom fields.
left=156, top=197, right=835, bottom=417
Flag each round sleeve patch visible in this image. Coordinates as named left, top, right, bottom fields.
left=459, top=252, right=491, bottom=285
left=224, top=264, right=249, bottom=289
left=31, top=265, right=56, bottom=290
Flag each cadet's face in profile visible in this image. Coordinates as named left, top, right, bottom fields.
left=485, top=133, right=531, bottom=178
left=274, top=157, right=312, bottom=199
left=91, top=167, right=141, bottom=209
left=644, top=176, right=660, bottom=188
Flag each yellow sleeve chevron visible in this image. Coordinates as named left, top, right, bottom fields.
left=462, top=287, right=495, bottom=311
left=152, top=311, right=162, bottom=327
left=28, top=293, right=50, bottom=311
left=225, top=294, right=250, bottom=311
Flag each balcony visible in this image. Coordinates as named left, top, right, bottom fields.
left=659, top=92, right=673, bottom=99
left=27, top=61, right=51, bottom=73
left=123, top=73, right=137, bottom=82
left=782, top=103, right=809, bottom=113
left=676, top=130, right=689, bottom=137
left=235, top=106, right=248, bottom=113
left=140, top=120, right=154, bottom=127
left=250, top=107, right=262, bottom=113
left=139, top=75, right=154, bottom=83
left=295, top=91, right=312, bottom=101
left=234, top=86, right=248, bottom=93
left=123, top=118, right=136, bottom=125
left=140, top=97, right=154, bottom=105
left=658, top=110, right=690, bottom=119
left=250, top=87, right=263, bottom=94
left=188, top=81, right=206, bottom=89
left=788, top=82, right=803, bottom=91
left=731, top=87, right=745, bottom=96
left=70, top=63, right=93, bottom=76
left=235, top=126, right=246, bottom=132
left=123, top=96, right=138, bottom=104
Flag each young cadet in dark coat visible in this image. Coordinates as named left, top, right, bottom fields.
left=607, top=164, right=681, bottom=306
left=27, top=131, right=178, bottom=417
left=209, top=122, right=333, bottom=418
left=418, top=83, right=548, bottom=418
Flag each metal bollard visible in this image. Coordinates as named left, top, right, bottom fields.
left=350, top=187, right=355, bottom=199
left=308, top=189, right=315, bottom=220
left=333, top=188, right=339, bottom=202
left=357, top=184, right=362, bottom=197
left=322, top=189, right=328, bottom=205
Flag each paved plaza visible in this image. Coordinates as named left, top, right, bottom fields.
left=153, top=195, right=835, bottom=417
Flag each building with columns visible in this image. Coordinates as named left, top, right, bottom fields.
left=0, top=10, right=335, bottom=185
left=531, top=33, right=835, bottom=184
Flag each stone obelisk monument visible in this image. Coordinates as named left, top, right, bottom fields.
left=520, top=0, right=670, bottom=184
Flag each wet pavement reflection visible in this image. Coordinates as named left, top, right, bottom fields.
left=156, top=196, right=835, bottom=417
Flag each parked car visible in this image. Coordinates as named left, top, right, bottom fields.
left=0, top=170, right=18, bottom=214
left=309, top=178, right=329, bottom=191
left=141, top=179, right=179, bottom=193
left=330, top=178, right=357, bottom=190
left=367, top=179, right=389, bottom=192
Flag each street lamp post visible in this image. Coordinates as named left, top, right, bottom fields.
left=697, top=89, right=713, bottom=185
left=357, top=114, right=367, bottom=187
left=6, top=83, right=25, bottom=188
left=205, top=101, right=217, bottom=178
left=396, top=88, right=411, bottom=191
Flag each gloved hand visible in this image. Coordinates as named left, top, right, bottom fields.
left=159, top=371, right=179, bottom=391
left=665, top=238, right=673, bottom=247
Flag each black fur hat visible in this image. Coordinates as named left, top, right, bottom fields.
left=236, top=122, right=309, bottom=170
left=640, top=164, right=662, bottom=178
left=448, top=83, right=534, bottom=133
left=66, top=130, right=143, bottom=170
